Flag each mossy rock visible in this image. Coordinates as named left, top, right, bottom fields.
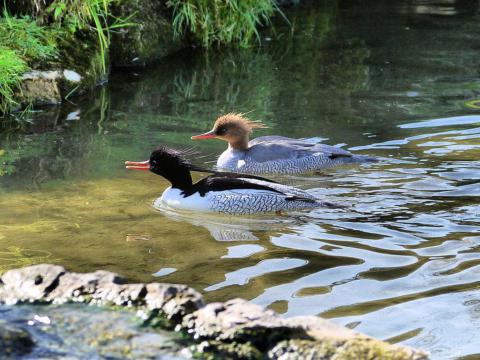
left=13, top=32, right=105, bottom=110
left=268, top=338, right=428, bottom=360
left=191, top=340, right=263, bottom=360
left=110, top=0, right=183, bottom=67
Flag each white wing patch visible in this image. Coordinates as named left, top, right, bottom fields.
left=237, top=159, right=246, bottom=168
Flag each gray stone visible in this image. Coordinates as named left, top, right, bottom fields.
left=0, top=264, right=203, bottom=323
left=182, top=299, right=301, bottom=343
left=182, top=298, right=428, bottom=359
left=19, top=70, right=63, bottom=106
left=269, top=338, right=429, bottom=360
left=63, top=69, right=82, bottom=82
left=147, top=283, right=204, bottom=322
left=0, top=263, right=65, bottom=303
left=15, top=68, right=94, bottom=109
left=0, top=265, right=429, bottom=359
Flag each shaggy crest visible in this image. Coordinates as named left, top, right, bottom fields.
left=151, top=145, right=216, bottom=173
left=214, top=113, right=268, bottom=133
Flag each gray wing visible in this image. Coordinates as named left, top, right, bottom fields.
left=246, top=139, right=353, bottom=163
left=238, top=177, right=318, bottom=202
left=248, top=135, right=295, bottom=145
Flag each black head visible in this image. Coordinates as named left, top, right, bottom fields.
left=126, top=146, right=194, bottom=190
left=148, top=147, right=188, bottom=175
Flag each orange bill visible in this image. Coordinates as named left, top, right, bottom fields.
left=191, top=130, right=216, bottom=140
left=125, top=160, right=150, bottom=170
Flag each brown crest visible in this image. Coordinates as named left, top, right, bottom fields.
left=214, top=113, right=268, bottom=133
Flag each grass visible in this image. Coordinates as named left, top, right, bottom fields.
left=166, top=0, right=282, bottom=48
left=0, top=47, right=28, bottom=114
left=0, top=13, right=60, bottom=62
left=45, top=0, right=120, bottom=74
left=1, top=0, right=280, bottom=116
left=0, top=10, right=61, bottom=114
left=0, top=0, right=127, bottom=115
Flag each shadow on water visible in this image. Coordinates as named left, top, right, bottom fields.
left=1, top=0, right=480, bottom=358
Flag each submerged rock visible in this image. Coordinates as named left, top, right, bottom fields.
left=0, top=320, right=34, bottom=357
left=1, top=304, right=186, bottom=359
left=0, top=264, right=428, bottom=359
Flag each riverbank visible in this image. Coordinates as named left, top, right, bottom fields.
left=0, top=0, right=287, bottom=118
left=0, top=264, right=428, bottom=359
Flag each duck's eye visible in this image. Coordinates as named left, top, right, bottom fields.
left=215, top=127, right=227, bottom=136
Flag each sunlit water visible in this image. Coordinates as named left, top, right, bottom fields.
left=1, top=1, right=480, bottom=358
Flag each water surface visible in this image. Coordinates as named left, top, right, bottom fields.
left=1, top=1, right=480, bottom=358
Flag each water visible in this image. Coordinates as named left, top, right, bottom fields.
left=1, top=0, right=480, bottom=358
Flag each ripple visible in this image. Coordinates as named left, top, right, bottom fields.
left=205, top=258, right=308, bottom=292
left=399, top=115, right=480, bottom=129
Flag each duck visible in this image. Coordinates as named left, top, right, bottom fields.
left=125, top=146, right=336, bottom=215
left=191, top=113, right=377, bottom=175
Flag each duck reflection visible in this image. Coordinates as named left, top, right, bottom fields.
left=152, top=197, right=298, bottom=242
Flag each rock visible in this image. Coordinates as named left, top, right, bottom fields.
left=191, top=340, right=263, bottom=360
left=15, top=68, right=95, bottom=109
left=19, top=70, right=63, bottom=106
left=0, top=264, right=203, bottom=323
left=1, top=304, right=187, bottom=359
left=0, top=265, right=428, bottom=359
left=269, top=338, right=428, bottom=360
left=182, top=299, right=303, bottom=348
left=145, top=283, right=204, bottom=322
left=0, top=263, right=65, bottom=303
left=63, top=69, right=82, bottom=83
left=269, top=339, right=337, bottom=359
left=282, top=316, right=357, bottom=341
left=0, top=320, right=34, bottom=357
left=110, top=0, right=184, bottom=67
left=182, top=298, right=428, bottom=359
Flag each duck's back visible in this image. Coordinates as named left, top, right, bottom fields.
left=247, top=138, right=353, bottom=162
left=161, top=175, right=328, bottom=215
left=217, top=136, right=376, bottom=174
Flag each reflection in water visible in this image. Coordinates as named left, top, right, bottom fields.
left=154, top=199, right=302, bottom=242
left=1, top=1, right=480, bottom=358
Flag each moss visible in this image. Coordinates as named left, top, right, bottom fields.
left=268, top=338, right=427, bottom=360
left=140, top=309, right=174, bottom=329
left=191, top=340, right=262, bottom=360
left=334, top=336, right=426, bottom=360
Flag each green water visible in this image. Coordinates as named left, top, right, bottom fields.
left=1, top=1, right=480, bottom=358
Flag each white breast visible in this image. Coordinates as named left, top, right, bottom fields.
left=217, top=148, right=245, bottom=171
left=160, top=187, right=212, bottom=212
